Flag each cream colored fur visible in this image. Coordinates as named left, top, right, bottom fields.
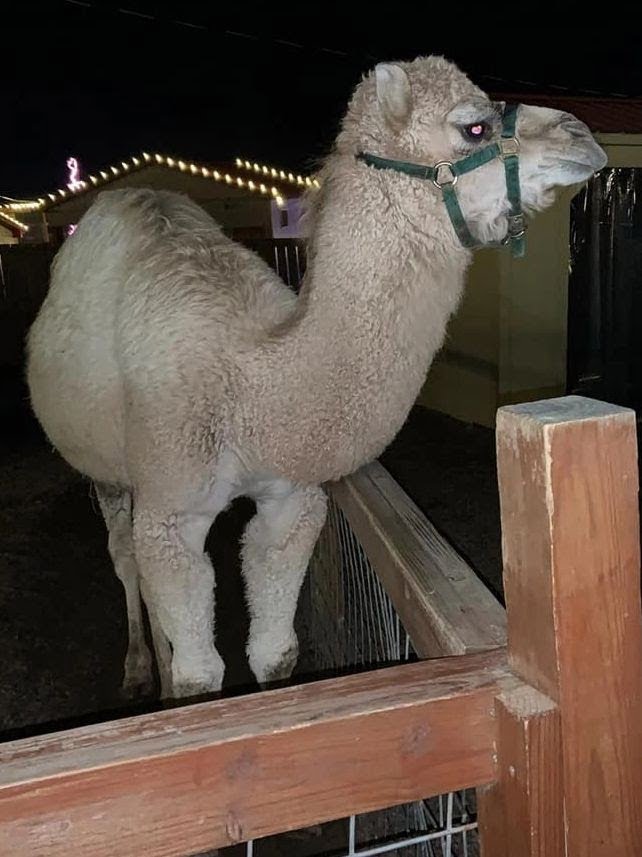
left=26, top=56, right=606, bottom=698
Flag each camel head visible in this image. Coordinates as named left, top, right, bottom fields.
left=341, top=56, right=607, bottom=254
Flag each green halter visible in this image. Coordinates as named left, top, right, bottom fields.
left=356, top=104, right=526, bottom=258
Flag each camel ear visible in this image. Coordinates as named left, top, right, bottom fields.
left=375, top=63, right=412, bottom=130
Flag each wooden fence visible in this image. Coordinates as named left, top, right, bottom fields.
left=0, top=394, right=641, bottom=856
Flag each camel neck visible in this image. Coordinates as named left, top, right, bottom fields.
left=296, top=155, right=468, bottom=349
left=250, top=155, right=470, bottom=483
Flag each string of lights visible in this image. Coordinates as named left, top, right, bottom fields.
left=0, top=151, right=323, bottom=217
left=234, top=158, right=320, bottom=189
left=0, top=210, right=30, bottom=233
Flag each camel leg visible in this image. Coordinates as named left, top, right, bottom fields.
left=94, top=482, right=154, bottom=697
left=242, top=482, right=327, bottom=685
left=132, top=495, right=228, bottom=699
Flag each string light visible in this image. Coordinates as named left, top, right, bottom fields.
left=3, top=200, right=42, bottom=212
left=0, top=210, right=29, bottom=232
left=3, top=151, right=297, bottom=219
left=235, top=156, right=320, bottom=189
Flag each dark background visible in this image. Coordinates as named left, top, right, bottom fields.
left=3, top=1, right=640, bottom=197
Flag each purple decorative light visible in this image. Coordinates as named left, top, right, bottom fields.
left=67, top=157, right=83, bottom=191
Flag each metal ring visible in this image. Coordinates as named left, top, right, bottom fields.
left=432, top=161, right=458, bottom=189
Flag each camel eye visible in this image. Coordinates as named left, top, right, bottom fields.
left=462, top=121, right=489, bottom=142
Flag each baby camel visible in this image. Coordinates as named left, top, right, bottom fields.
left=27, top=56, right=606, bottom=698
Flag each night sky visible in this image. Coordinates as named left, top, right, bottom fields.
left=3, top=1, right=641, bottom=198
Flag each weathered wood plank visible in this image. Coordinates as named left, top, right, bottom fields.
left=331, top=461, right=506, bottom=658
left=494, top=395, right=642, bottom=857
left=0, top=650, right=512, bottom=857
left=478, top=685, right=563, bottom=857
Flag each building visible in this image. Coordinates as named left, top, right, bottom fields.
left=0, top=209, right=29, bottom=245
left=1, top=153, right=315, bottom=247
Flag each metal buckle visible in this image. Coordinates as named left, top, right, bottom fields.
left=499, top=137, right=520, bottom=159
left=432, top=161, right=458, bottom=189
left=505, top=213, right=526, bottom=241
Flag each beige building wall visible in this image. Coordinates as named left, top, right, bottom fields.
left=0, top=224, right=18, bottom=245
left=419, top=134, right=642, bottom=427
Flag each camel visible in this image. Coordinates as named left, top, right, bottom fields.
left=26, top=56, right=606, bottom=699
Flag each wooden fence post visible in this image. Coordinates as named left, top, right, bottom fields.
left=480, top=396, right=642, bottom=856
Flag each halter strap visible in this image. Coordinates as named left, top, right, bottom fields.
left=356, top=104, right=526, bottom=258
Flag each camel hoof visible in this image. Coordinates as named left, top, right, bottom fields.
left=251, top=638, right=299, bottom=688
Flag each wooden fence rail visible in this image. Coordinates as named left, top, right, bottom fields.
left=331, top=461, right=506, bottom=658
